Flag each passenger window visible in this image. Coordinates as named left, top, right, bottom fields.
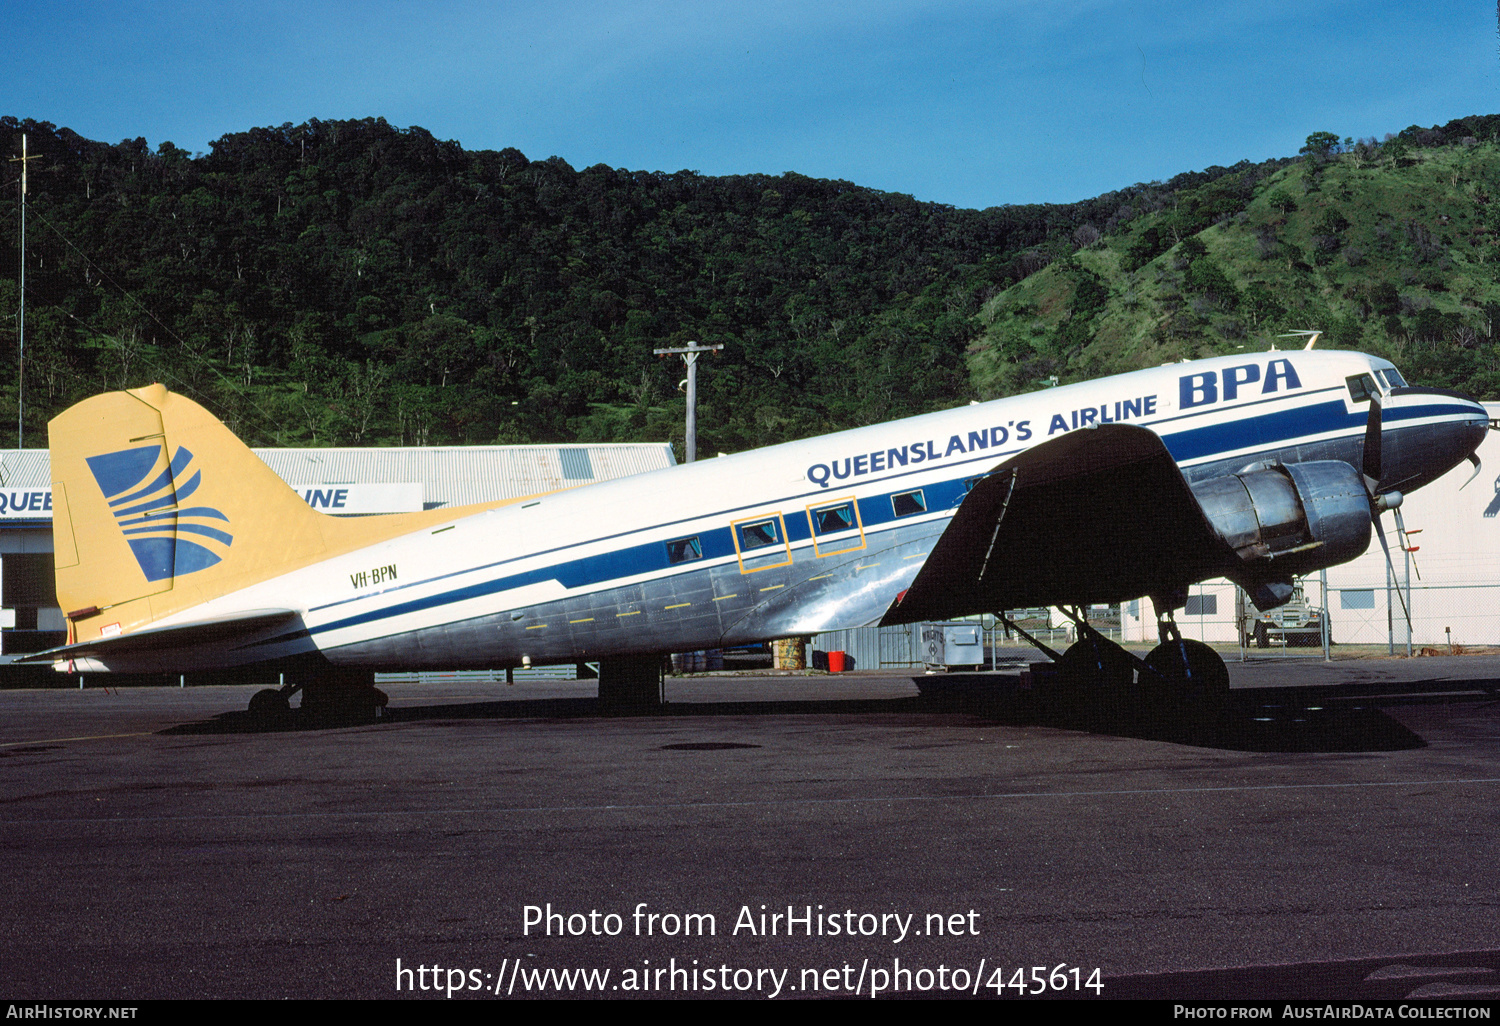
left=806, top=498, right=865, bottom=558
left=811, top=502, right=855, bottom=534
left=891, top=490, right=926, bottom=517
left=731, top=512, right=793, bottom=573
left=737, top=519, right=781, bottom=550
left=666, top=536, right=702, bottom=564
left=1346, top=374, right=1378, bottom=403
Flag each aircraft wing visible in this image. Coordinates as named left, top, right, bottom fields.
left=882, top=424, right=1227, bottom=624
left=17, top=608, right=302, bottom=663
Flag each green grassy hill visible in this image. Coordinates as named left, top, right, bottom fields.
left=969, top=132, right=1500, bottom=400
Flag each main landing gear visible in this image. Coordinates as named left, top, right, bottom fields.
left=1139, top=616, right=1229, bottom=733
left=1003, top=603, right=1229, bottom=735
left=248, top=667, right=389, bottom=723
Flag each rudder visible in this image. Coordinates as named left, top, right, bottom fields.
left=54, top=385, right=371, bottom=645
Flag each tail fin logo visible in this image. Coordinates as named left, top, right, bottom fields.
left=85, top=444, right=233, bottom=582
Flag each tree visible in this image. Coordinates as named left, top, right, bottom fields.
left=1300, top=132, right=1341, bottom=160
left=1241, top=283, right=1283, bottom=328
left=1266, top=189, right=1298, bottom=215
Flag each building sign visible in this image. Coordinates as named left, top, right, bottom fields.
left=292, top=483, right=424, bottom=514
left=0, top=490, right=52, bottom=519
left=0, top=483, right=425, bottom=520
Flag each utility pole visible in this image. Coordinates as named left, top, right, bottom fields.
left=10, top=134, right=38, bottom=449
left=653, top=341, right=722, bottom=463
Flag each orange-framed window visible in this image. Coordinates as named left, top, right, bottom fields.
left=804, top=496, right=865, bottom=558
left=730, top=512, right=793, bottom=573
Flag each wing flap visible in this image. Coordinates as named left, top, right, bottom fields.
left=884, top=425, right=1226, bottom=624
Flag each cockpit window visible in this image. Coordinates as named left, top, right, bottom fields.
left=1377, top=368, right=1407, bottom=390
left=1346, top=374, right=1379, bottom=403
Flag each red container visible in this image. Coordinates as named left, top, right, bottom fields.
left=827, top=651, right=847, bottom=672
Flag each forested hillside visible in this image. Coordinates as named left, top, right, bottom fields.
left=4, top=113, right=1499, bottom=455
left=970, top=117, right=1500, bottom=402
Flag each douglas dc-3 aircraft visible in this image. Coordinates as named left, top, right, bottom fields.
left=26, top=347, right=1491, bottom=723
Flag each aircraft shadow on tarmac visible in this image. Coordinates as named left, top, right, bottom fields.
left=913, top=677, right=1434, bottom=753
left=156, top=674, right=1500, bottom=753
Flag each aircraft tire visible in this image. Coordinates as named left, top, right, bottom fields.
left=248, top=688, right=291, bottom=716
left=1054, top=638, right=1135, bottom=723
left=1057, top=638, right=1134, bottom=689
left=1143, top=639, right=1228, bottom=734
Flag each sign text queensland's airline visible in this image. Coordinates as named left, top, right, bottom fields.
left=807, top=358, right=1304, bottom=489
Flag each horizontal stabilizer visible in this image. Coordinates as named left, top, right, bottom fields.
left=18, top=609, right=301, bottom=663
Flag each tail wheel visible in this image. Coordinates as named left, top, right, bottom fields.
left=1143, top=639, right=1229, bottom=730
left=248, top=688, right=291, bottom=716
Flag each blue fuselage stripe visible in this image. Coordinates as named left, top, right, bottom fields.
left=305, top=397, right=1466, bottom=642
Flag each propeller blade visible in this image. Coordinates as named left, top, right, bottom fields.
left=1362, top=393, right=1383, bottom=494
left=1374, top=513, right=1412, bottom=628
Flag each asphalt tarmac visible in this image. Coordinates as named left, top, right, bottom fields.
left=2, top=653, right=1499, bottom=1001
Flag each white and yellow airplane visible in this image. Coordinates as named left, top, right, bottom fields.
left=27, top=348, right=1490, bottom=719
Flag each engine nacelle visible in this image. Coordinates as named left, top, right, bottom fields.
left=1190, top=461, right=1372, bottom=607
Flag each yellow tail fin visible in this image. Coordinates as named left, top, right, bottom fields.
left=50, top=384, right=480, bottom=644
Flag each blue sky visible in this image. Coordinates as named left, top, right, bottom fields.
left=5, top=1, right=1496, bottom=209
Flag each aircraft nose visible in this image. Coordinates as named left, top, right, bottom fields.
left=1462, top=397, right=1490, bottom=450
left=1382, top=386, right=1491, bottom=493
left=1444, top=390, right=1491, bottom=459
